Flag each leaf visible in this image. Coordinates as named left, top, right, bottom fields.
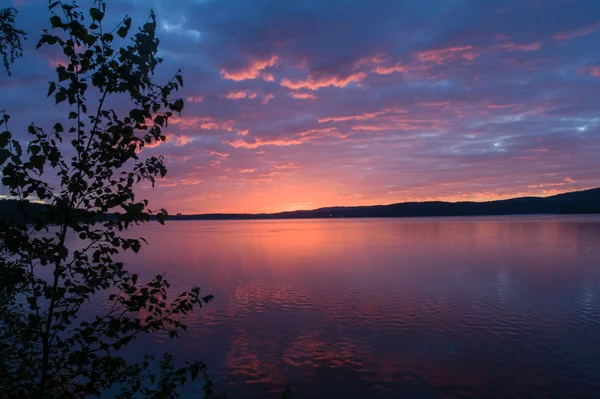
left=29, top=144, right=41, bottom=155
left=29, top=154, right=46, bottom=171
left=117, top=26, right=128, bottom=38
left=55, top=90, right=67, bottom=104
left=89, top=7, right=104, bottom=22
left=50, top=15, right=62, bottom=29
left=53, top=123, right=64, bottom=133
left=172, top=99, right=184, bottom=113
left=47, top=82, right=57, bottom=97
left=58, top=68, right=69, bottom=82
left=153, top=115, right=165, bottom=127
left=0, top=131, right=11, bottom=147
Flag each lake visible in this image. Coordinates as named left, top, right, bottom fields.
left=99, top=216, right=600, bottom=398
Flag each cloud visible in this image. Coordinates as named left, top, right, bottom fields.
left=220, top=55, right=278, bottom=81
left=274, top=162, right=298, bottom=170
left=580, top=65, right=600, bottom=78
left=173, top=135, right=194, bottom=146
left=289, top=92, right=317, bottom=100
left=140, top=134, right=194, bottom=149
left=225, top=128, right=346, bottom=149
left=355, top=54, right=406, bottom=75
left=371, top=63, right=407, bottom=75
left=170, top=116, right=234, bottom=131
left=415, top=46, right=476, bottom=64
left=496, top=42, right=542, bottom=52
left=6, top=0, right=600, bottom=213
left=186, top=96, right=204, bottom=103
left=209, top=151, right=230, bottom=158
left=318, top=110, right=386, bottom=123
left=280, top=72, right=367, bottom=91
left=552, top=23, right=599, bottom=40
left=487, top=104, right=521, bottom=109
left=179, top=178, right=204, bottom=186
left=226, top=137, right=306, bottom=149
left=262, top=93, right=275, bottom=104
left=224, top=90, right=259, bottom=100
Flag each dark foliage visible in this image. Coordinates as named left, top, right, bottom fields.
left=0, top=7, right=26, bottom=75
left=0, top=1, right=221, bottom=398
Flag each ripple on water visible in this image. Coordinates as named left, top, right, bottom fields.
left=80, top=217, right=600, bottom=398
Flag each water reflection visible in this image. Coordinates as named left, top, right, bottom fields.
left=86, top=216, right=600, bottom=398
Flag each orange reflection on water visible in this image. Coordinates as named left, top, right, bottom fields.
left=105, top=216, right=600, bottom=398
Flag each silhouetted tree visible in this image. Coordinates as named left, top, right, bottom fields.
left=0, top=7, right=26, bottom=75
left=0, top=1, right=220, bottom=397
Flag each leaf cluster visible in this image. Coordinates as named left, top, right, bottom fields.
left=0, top=1, right=220, bottom=398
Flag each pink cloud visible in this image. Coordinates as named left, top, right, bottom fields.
left=274, top=162, right=298, bottom=170
left=354, top=54, right=387, bottom=67
left=497, top=42, right=542, bottom=52
left=186, top=96, right=204, bottom=103
left=209, top=151, right=230, bottom=158
left=280, top=72, right=367, bottom=91
left=461, top=51, right=482, bottom=61
left=289, top=92, right=317, bottom=100
left=494, top=33, right=512, bottom=41
left=262, top=93, right=275, bottom=104
left=225, top=128, right=346, bottom=148
left=170, top=116, right=234, bottom=131
left=224, top=90, right=258, bottom=100
left=354, top=54, right=406, bottom=75
left=351, top=115, right=446, bottom=132
left=423, top=101, right=451, bottom=107
left=141, top=139, right=164, bottom=149
left=552, top=23, right=599, bottom=40
left=415, top=45, right=476, bottom=64
left=372, top=63, right=406, bottom=75
left=240, top=168, right=256, bottom=173
left=46, top=56, right=67, bottom=68
left=226, top=137, right=306, bottom=149
left=180, top=178, right=204, bottom=186
left=487, top=103, right=522, bottom=109
left=139, top=134, right=193, bottom=149
left=297, top=127, right=340, bottom=138
left=580, top=65, right=600, bottom=77
left=238, top=129, right=250, bottom=136
left=221, top=55, right=278, bottom=81
left=351, top=124, right=390, bottom=131
left=319, top=110, right=386, bottom=123
left=164, top=155, right=191, bottom=162
left=173, top=135, right=194, bottom=146
left=225, top=91, right=248, bottom=100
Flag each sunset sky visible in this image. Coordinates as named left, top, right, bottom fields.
left=3, top=0, right=600, bottom=214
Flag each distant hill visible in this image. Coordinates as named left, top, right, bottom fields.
left=171, top=187, right=600, bottom=220
left=2, top=187, right=599, bottom=222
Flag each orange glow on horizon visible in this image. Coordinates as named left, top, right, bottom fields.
left=147, top=182, right=594, bottom=215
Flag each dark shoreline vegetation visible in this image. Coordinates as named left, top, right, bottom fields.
left=171, top=186, right=600, bottom=220
left=2, top=187, right=600, bottom=223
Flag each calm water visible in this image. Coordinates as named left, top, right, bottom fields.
left=90, top=216, right=600, bottom=398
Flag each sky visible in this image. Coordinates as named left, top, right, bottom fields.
left=3, top=0, right=600, bottom=214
